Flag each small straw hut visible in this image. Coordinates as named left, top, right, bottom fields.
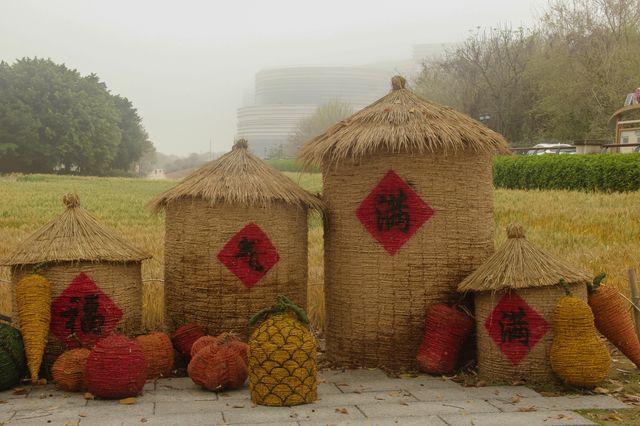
left=457, top=223, right=592, bottom=384
left=1, top=193, right=150, bottom=369
left=298, top=75, right=509, bottom=371
left=150, top=138, right=323, bottom=339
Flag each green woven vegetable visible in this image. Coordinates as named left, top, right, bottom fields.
left=0, top=322, right=27, bottom=390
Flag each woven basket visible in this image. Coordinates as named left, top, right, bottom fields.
left=476, top=284, right=588, bottom=384
left=322, top=152, right=495, bottom=371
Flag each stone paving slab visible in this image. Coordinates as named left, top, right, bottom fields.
left=489, top=395, right=631, bottom=412
left=300, top=416, right=449, bottom=426
left=222, top=404, right=366, bottom=424
left=441, top=410, right=596, bottom=426
left=357, top=399, right=500, bottom=417
left=7, top=408, right=82, bottom=425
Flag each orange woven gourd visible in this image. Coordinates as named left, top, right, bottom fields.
left=51, top=348, right=90, bottom=392
left=190, top=336, right=217, bottom=358
left=188, top=334, right=247, bottom=391
left=136, top=332, right=174, bottom=379
left=214, top=332, right=248, bottom=365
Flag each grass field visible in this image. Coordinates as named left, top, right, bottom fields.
left=1, top=173, right=639, bottom=333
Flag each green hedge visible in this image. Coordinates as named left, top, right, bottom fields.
left=493, top=153, right=640, bottom=192
left=265, top=159, right=319, bottom=173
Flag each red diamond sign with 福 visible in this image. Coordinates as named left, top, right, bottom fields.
left=485, top=292, right=550, bottom=365
left=217, top=223, right=280, bottom=289
left=356, top=169, right=434, bottom=255
left=51, top=272, right=123, bottom=348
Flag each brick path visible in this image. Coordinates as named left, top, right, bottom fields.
left=0, top=369, right=630, bottom=425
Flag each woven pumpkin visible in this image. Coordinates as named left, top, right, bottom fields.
left=248, top=296, right=317, bottom=406
left=0, top=323, right=26, bottom=390
left=416, top=304, right=473, bottom=375
left=188, top=333, right=247, bottom=391
left=85, top=336, right=147, bottom=399
left=190, top=335, right=217, bottom=358
left=550, top=281, right=610, bottom=387
left=172, top=323, right=204, bottom=358
left=51, top=348, right=90, bottom=391
left=15, top=274, right=51, bottom=382
left=136, top=332, right=174, bottom=379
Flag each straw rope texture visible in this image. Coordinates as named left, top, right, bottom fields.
left=188, top=340, right=248, bottom=392
left=135, top=332, right=174, bottom=379
left=476, top=285, right=588, bottom=384
left=190, top=335, right=217, bottom=358
left=0, top=323, right=26, bottom=391
left=249, top=313, right=317, bottom=406
left=550, top=295, right=611, bottom=387
left=84, top=335, right=147, bottom=399
left=51, top=348, right=90, bottom=391
left=10, top=262, right=143, bottom=373
left=171, top=323, right=205, bottom=358
left=322, top=152, right=495, bottom=371
left=163, top=200, right=308, bottom=340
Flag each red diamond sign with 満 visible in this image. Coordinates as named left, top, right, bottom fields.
left=217, top=223, right=280, bottom=289
left=356, top=169, right=434, bottom=256
left=50, top=272, right=123, bottom=348
left=485, top=292, right=550, bottom=366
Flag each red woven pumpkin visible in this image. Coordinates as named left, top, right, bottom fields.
left=190, top=335, right=217, bottom=358
left=136, top=332, right=174, bottom=379
left=416, top=304, right=473, bottom=375
left=172, top=323, right=204, bottom=358
left=215, top=332, right=248, bottom=365
left=85, top=336, right=147, bottom=399
left=52, top=348, right=90, bottom=392
left=188, top=334, right=247, bottom=391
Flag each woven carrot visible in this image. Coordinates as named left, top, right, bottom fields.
left=588, top=273, right=640, bottom=368
left=16, top=274, right=51, bottom=382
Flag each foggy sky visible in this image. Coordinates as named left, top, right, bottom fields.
left=1, top=0, right=546, bottom=156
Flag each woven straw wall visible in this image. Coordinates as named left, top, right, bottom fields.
left=164, top=199, right=308, bottom=339
left=10, top=261, right=142, bottom=372
left=476, top=284, right=588, bottom=384
left=323, top=151, right=494, bottom=371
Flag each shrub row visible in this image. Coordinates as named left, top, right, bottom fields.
left=493, top=153, right=640, bottom=192
left=265, top=159, right=319, bottom=173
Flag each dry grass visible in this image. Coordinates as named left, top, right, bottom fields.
left=1, top=173, right=639, bottom=334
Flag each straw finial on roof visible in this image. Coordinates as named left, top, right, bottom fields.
left=1, top=194, right=151, bottom=266
left=298, top=74, right=510, bottom=167
left=457, top=223, right=591, bottom=293
left=149, top=139, right=324, bottom=212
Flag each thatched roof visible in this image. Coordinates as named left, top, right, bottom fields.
left=457, top=223, right=591, bottom=293
left=2, top=193, right=151, bottom=266
left=298, top=75, right=510, bottom=167
left=150, top=139, right=324, bottom=212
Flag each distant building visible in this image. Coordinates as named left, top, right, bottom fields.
left=147, top=168, right=166, bottom=180
left=236, top=66, right=389, bottom=158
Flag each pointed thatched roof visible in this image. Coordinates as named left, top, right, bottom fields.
left=457, top=223, right=591, bottom=293
left=298, top=75, right=510, bottom=167
left=2, top=193, right=151, bottom=266
left=150, top=139, right=324, bottom=212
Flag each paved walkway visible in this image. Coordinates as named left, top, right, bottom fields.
left=0, top=369, right=631, bottom=425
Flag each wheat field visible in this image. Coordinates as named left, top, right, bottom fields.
left=1, top=173, right=638, bottom=332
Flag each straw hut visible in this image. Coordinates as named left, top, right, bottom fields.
left=150, top=139, right=323, bottom=339
left=1, top=193, right=150, bottom=368
left=298, top=75, right=509, bottom=371
left=457, top=223, right=592, bottom=384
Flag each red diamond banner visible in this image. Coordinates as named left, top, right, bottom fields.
left=51, top=272, right=123, bottom=348
left=217, top=223, right=280, bottom=289
left=356, top=169, right=434, bottom=256
left=485, top=292, right=550, bottom=366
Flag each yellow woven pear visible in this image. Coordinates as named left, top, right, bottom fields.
left=248, top=296, right=317, bottom=406
left=550, top=280, right=610, bottom=387
left=16, top=274, right=51, bottom=382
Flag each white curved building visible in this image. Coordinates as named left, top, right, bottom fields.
left=237, top=66, right=389, bottom=158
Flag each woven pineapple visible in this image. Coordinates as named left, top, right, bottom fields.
left=15, top=274, right=51, bottom=382
left=135, top=332, right=174, bottom=379
left=51, top=348, right=90, bottom=391
left=248, top=296, right=317, bottom=406
left=550, top=280, right=610, bottom=387
left=0, top=322, right=26, bottom=390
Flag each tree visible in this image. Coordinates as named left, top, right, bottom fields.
left=0, top=58, right=154, bottom=175
left=287, top=100, right=353, bottom=156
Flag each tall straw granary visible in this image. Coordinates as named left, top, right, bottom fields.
left=299, top=75, right=509, bottom=371
left=2, top=193, right=150, bottom=370
left=151, top=139, right=323, bottom=339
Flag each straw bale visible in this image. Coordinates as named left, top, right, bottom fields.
left=298, top=75, right=509, bottom=168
